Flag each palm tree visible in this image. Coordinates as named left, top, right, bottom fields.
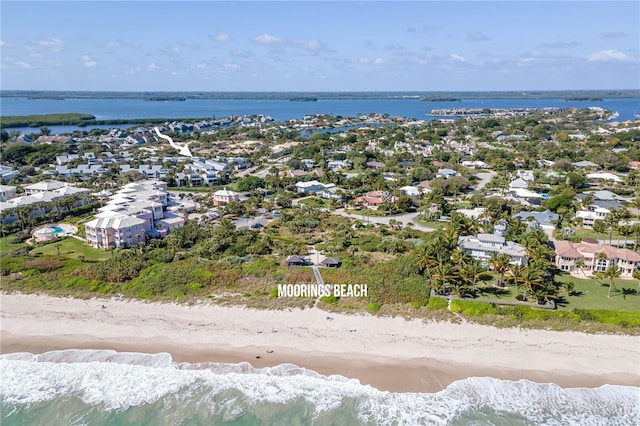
left=489, top=252, right=511, bottom=287
left=575, top=259, right=586, bottom=277
left=596, top=264, right=621, bottom=298
left=506, top=263, right=526, bottom=299
left=432, top=259, right=454, bottom=296
left=460, top=258, right=483, bottom=297
left=520, top=265, right=546, bottom=303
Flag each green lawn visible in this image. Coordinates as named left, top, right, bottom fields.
left=30, top=238, right=111, bottom=262
left=0, top=235, right=27, bottom=256
left=556, top=273, right=640, bottom=312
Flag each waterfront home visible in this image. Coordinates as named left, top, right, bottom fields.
left=84, top=214, right=147, bottom=249
left=458, top=233, right=527, bottom=266
left=554, top=239, right=640, bottom=276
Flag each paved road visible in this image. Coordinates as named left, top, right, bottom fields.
left=331, top=209, right=435, bottom=232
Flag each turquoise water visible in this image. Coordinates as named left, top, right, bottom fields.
left=1, top=350, right=638, bottom=426
left=50, top=226, right=64, bottom=234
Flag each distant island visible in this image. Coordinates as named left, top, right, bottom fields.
left=144, top=96, right=186, bottom=101
left=289, top=97, right=318, bottom=102
left=420, top=97, right=461, bottom=102
left=564, top=97, right=604, bottom=101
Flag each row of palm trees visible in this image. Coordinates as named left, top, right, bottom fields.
left=414, top=216, right=561, bottom=305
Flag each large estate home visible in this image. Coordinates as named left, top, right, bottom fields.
left=84, top=180, right=184, bottom=249
left=554, top=240, right=640, bottom=277
left=458, top=228, right=528, bottom=266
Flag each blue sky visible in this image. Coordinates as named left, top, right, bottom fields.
left=1, top=1, right=638, bottom=92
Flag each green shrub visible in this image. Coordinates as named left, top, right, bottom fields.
left=268, top=287, right=278, bottom=299
left=426, top=297, right=448, bottom=310
left=366, top=303, right=381, bottom=314
left=321, top=294, right=338, bottom=305
left=450, top=300, right=499, bottom=316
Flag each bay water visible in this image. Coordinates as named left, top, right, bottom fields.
left=1, top=96, right=638, bottom=135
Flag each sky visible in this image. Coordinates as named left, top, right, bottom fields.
left=1, top=1, right=639, bottom=92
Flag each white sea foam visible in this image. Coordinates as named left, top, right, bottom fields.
left=1, top=350, right=638, bottom=425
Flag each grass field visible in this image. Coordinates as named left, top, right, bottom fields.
left=30, top=238, right=111, bottom=262
left=556, top=273, right=640, bottom=312
left=0, top=235, right=27, bottom=256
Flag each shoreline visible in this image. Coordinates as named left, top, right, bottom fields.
left=1, top=293, right=639, bottom=393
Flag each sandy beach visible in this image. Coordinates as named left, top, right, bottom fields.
left=1, top=292, right=639, bottom=393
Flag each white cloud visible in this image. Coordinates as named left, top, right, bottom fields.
left=587, top=49, right=630, bottom=62
left=2, top=57, right=33, bottom=69
left=195, top=63, right=208, bottom=69
left=38, top=38, right=63, bottom=52
left=358, top=57, right=370, bottom=64
left=81, top=55, right=97, bottom=67
left=105, top=41, right=121, bottom=49
left=224, top=63, right=239, bottom=69
left=213, top=32, right=230, bottom=42
left=292, top=38, right=324, bottom=52
left=0, top=40, right=6, bottom=47
left=372, top=58, right=384, bottom=65
left=449, top=54, right=466, bottom=63
left=253, top=33, right=283, bottom=45
left=147, top=63, right=159, bottom=71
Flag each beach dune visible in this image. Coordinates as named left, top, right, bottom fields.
left=1, top=293, right=638, bottom=392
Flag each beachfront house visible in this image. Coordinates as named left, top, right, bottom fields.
left=554, top=240, right=640, bottom=276
left=458, top=232, right=527, bottom=266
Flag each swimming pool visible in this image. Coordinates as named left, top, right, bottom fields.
left=32, top=223, right=78, bottom=242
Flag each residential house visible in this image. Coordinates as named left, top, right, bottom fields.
left=458, top=232, right=527, bottom=266
left=24, top=180, right=67, bottom=195
left=586, top=172, right=623, bottom=183
left=0, top=185, right=17, bottom=202
left=554, top=239, right=640, bottom=276
left=437, top=168, right=458, bottom=179
left=572, top=160, right=600, bottom=170
left=352, top=190, right=397, bottom=208
left=575, top=206, right=610, bottom=227
left=295, top=180, right=326, bottom=194
left=213, top=188, right=240, bottom=206
left=513, top=210, right=559, bottom=235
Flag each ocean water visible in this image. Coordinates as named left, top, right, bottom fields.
left=1, top=350, right=638, bottom=426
